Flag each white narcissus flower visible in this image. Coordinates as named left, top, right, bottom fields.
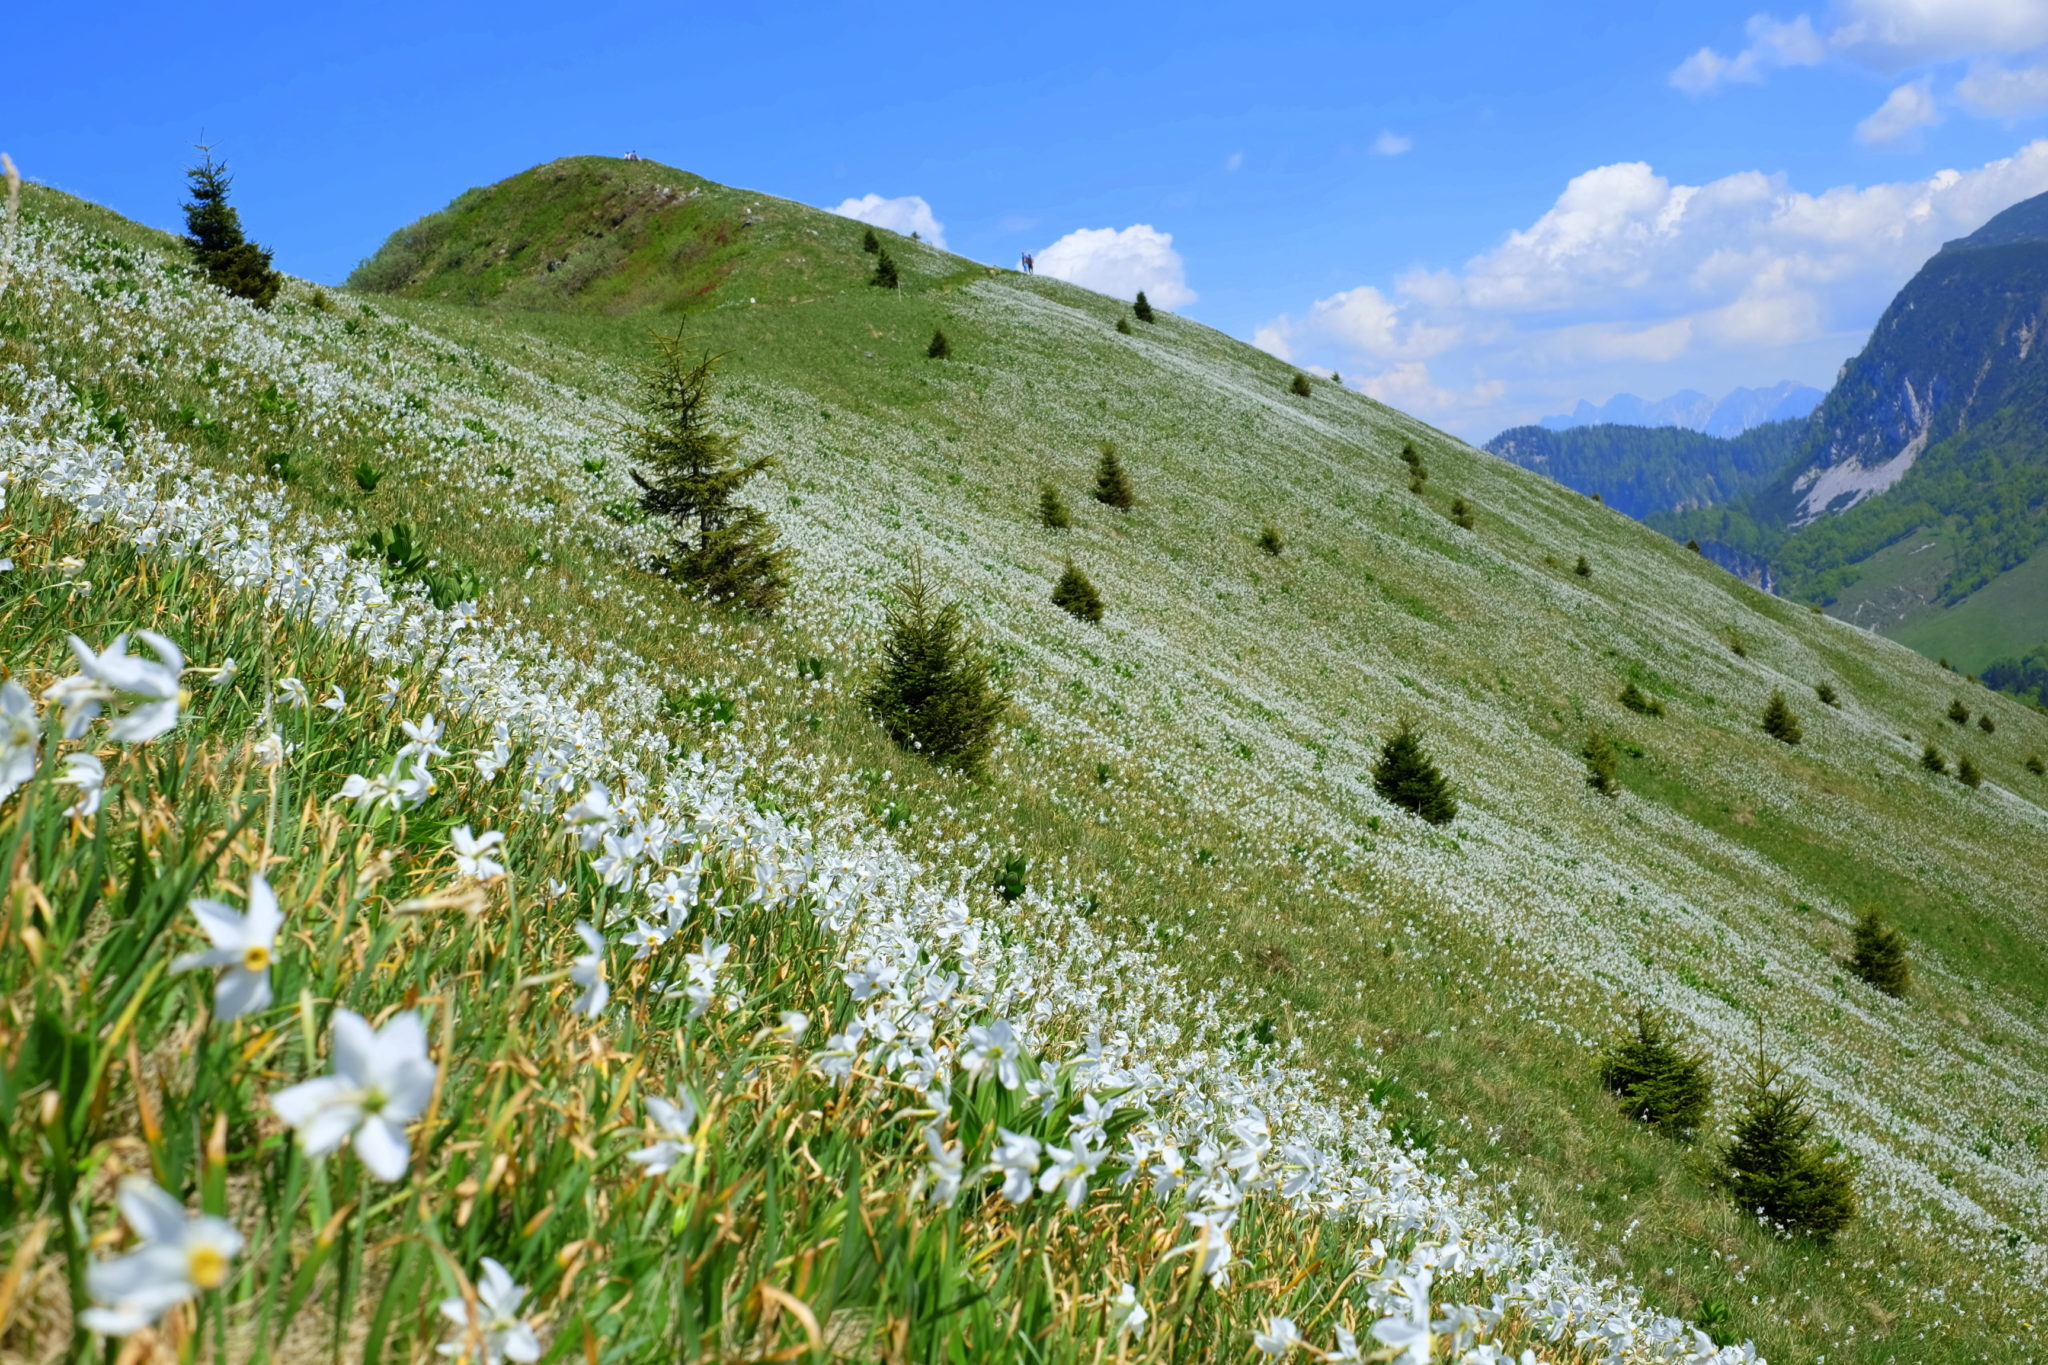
left=437, top=1257, right=542, bottom=1364
left=276, top=677, right=309, bottom=709
left=989, top=1128, right=1041, bottom=1204
left=170, top=873, right=283, bottom=1020
left=1, top=681, right=41, bottom=801
left=205, top=656, right=238, bottom=688
left=46, top=632, right=184, bottom=741
left=626, top=1095, right=698, bottom=1175
left=1110, top=1281, right=1147, bottom=1339
left=77, top=1178, right=244, bottom=1337
left=1371, top=1271, right=1434, bottom=1365
left=319, top=685, right=346, bottom=713
left=1320, top=1326, right=1364, bottom=1363
left=569, top=921, right=608, bottom=1017
left=1254, top=1315, right=1302, bottom=1357
left=58, top=752, right=107, bottom=817
left=923, top=1125, right=964, bottom=1207
left=271, top=1009, right=437, bottom=1181
left=450, top=826, right=507, bottom=881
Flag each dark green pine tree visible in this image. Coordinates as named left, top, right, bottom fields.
left=1686, top=538, right=1703, bottom=554
left=1132, top=290, right=1155, bottom=323
left=181, top=148, right=281, bottom=308
left=1619, top=680, right=1665, bottom=717
left=870, top=248, right=900, bottom=289
left=1978, top=712, right=1996, bottom=734
left=1847, top=909, right=1910, bottom=996
left=625, top=329, right=789, bottom=614
left=1115, top=315, right=1134, bottom=335
left=1289, top=372, right=1313, bottom=397
left=1574, top=554, right=1592, bottom=578
left=927, top=328, right=951, bottom=359
left=1816, top=681, right=1840, bottom=708
left=1256, top=523, right=1284, bottom=556
left=2027, top=753, right=2046, bottom=777
left=1372, top=722, right=1458, bottom=825
left=1947, top=698, right=1970, bottom=725
left=1051, top=560, right=1105, bottom=623
left=1761, top=690, right=1803, bottom=745
left=1448, top=495, right=1475, bottom=530
left=862, top=557, right=1006, bottom=772
left=1956, top=753, right=1983, bottom=788
left=1598, top=1009, right=1713, bottom=1138
left=1583, top=728, right=1621, bottom=797
left=1721, top=1059, right=1856, bottom=1241
left=1920, top=742, right=1948, bottom=774
left=1093, top=442, right=1135, bottom=509
left=861, top=227, right=881, bottom=254
left=1039, top=483, right=1073, bottom=529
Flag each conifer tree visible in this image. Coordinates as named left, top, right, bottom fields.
left=2027, top=753, right=2045, bottom=777
left=1093, top=442, right=1135, bottom=509
left=1039, top=483, right=1072, bottom=529
left=1257, top=523, right=1284, bottom=556
left=1372, top=722, right=1458, bottom=825
left=870, top=249, right=900, bottom=289
left=1116, top=315, right=1134, bottom=335
left=1847, top=909, right=1910, bottom=996
left=1449, top=495, right=1475, bottom=530
left=1290, top=372, right=1313, bottom=397
left=863, top=557, right=1006, bottom=772
left=1619, top=681, right=1665, bottom=717
left=181, top=147, right=281, bottom=308
left=1132, top=290, right=1155, bottom=323
left=1761, top=690, right=1802, bottom=745
left=1948, top=698, right=1970, bottom=725
left=861, top=227, right=880, bottom=254
left=1956, top=753, right=1983, bottom=788
left=927, top=328, right=951, bottom=359
left=1816, top=681, right=1839, bottom=708
left=1051, top=560, right=1104, bottom=623
left=1574, top=554, right=1592, bottom=579
left=625, top=329, right=789, bottom=614
left=1686, top=538, right=1703, bottom=554
left=1599, top=1009, right=1712, bottom=1138
left=1583, top=728, right=1621, bottom=797
left=1978, top=712, right=1996, bottom=734
left=1920, top=742, right=1947, bottom=774
left=1720, top=1058, right=1856, bottom=1241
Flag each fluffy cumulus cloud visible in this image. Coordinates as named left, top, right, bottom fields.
left=829, top=194, right=947, bottom=249
left=1033, top=225, right=1195, bottom=308
left=1670, top=14, right=1826, bottom=92
left=1858, top=78, right=1942, bottom=142
left=1257, top=143, right=2048, bottom=436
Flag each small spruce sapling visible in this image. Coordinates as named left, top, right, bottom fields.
left=1132, top=290, right=1155, bottom=323
left=1978, top=712, right=1996, bottom=734
left=1948, top=698, right=1970, bottom=725
left=1956, top=753, right=1983, bottom=788
left=1039, top=483, right=1073, bottom=529
left=1093, top=442, right=1135, bottom=509
left=926, top=328, right=951, bottom=359
left=2027, top=753, right=2046, bottom=777
left=1289, top=372, right=1313, bottom=398
left=1598, top=1009, right=1712, bottom=1138
left=1448, top=495, right=1475, bottom=530
left=1847, top=909, right=1910, bottom=996
left=1573, top=554, right=1592, bottom=579
left=1372, top=722, right=1458, bottom=825
left=1761, top=690, right=1802, bottom=745
left=1720, top=1058, right=1856, bottom=1242
left=1920, top=742, right=1948, bottom=774
left=1816, top=681, right=1839, bottom=708
left=870, top=249, right=900, bottom=289
left=862, top=557, right=1006, bottom=772
left=1583, top=728, right=1621, bottom=797
left=1256, top=524, right=1284, bottom=557
left=1686, top=538, right=1703, bottom=554
left=1619, top=681, right=1665, bottom=717
left=861, top=227, right=880, bottom=254
left=1051, top=560, right=1105, bottom=623
left=1115, top=315, right=1134, bottom=335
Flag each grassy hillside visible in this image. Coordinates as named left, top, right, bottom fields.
left=5, top=158, right=2048, bottom=1363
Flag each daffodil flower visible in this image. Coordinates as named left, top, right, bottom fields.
left=1370, top=1271, right=1434, bottom=1365
left=319, top=685, right=346, bottom=713
left=569, top=921, right=608, bottom=1017
left=436, top=1257, right=542, bottom=1364
left=77, top=1178, right=243, bottom=1337
left=626, top=1095, right=697, bottom=1175
left=1110, top=1282, right=1148, bottom=1339
left=1254, top=1315, right=1303, bottom=1357
left=271, top=1008, right=437, bottom=1181
left=44, top=632, right=184, bottom=741
left=450, top=825, right=507, bottom=881
left=989, top=1128, right=1041, bottom=1204
left=0, top=681, right=39, bottom=802
left=171, top=873, right=283, bottom=1020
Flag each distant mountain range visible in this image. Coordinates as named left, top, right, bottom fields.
left=1490, top=191, right=2048, bottom=684
left=1537, top=381, right=1823, bottom=439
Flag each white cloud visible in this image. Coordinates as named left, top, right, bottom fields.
left=1372, top=131, right=1415, bottom=156
left=1255, top=142, right=2048, bottom=437
left=1832, top=0, right=2048, bottom=65
left=1034, top=225, right=1195, bottom=308
left=1226, top=151, right=1245, bottom=172
left=1670, top=14, right=1825, bottom=92
left=1857, top=78, right=1943, bottom=142
left=829, top=193, right=947, bottom=249
left=1958, top=57, right=2048, bottom=113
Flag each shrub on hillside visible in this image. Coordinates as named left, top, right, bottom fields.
left=1816, top=681, right=1839, bottom=708
left=1847, top=909, right=1910, bottom=996
left=1289, top=372, right=1312, bottom=398
left=1094, top=442, right=1135, bottom=509
left=1039, top=483, right=1072, bottom=529
left=1947, top=699, right=1970, bottom=725
left=1978, top=712, right=1995, bottom=734
left=1956, top=753, right=1983, bottom=788
left=624, top=328, right=789, bottom=614
left=182, top=147, right=281, bottom=309
left=1051, top=560, right=1104, bottom=623
left=863, top=557, right=1006, bottom=773
left=1686, top=538, right=1703, bottom=554
left=1372, top=723, right=1457, bottom=825
left=1449, top=495, right=1475, bottom=530
left=1920, top=742, right=1947, bottom=774
left=1618, top=681, right=1665, bottom=717
left=861, top=227, right=880, bottom=254
left=1598, top=1010, right=1712, bottom=1139
left=1761, top=690, right=1802, bottom=745
left=1257, top=523, right=1284, bottom=557
left=870, top=249, right=900, bottom=289
left=1720, top=1059, right=1856, bottom=1242
left=1573, top=555, right=1592, bottom=579
left=1116, top=315, right=1133, bottom=335
left=1583, top=728, right=1621, bottom=797
left=926, top=328, right=950, bottom=359
left=2028, top=753, right=2046, bottom=777
left=1132, top=290, right=1155, bottom=323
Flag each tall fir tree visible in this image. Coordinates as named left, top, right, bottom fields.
left=1761, top=690, right=1803, bottom=745
left=1847, top=909, right=1910, bottom=996
left=1956, top=752, right=1983, bottom=788
left=625, top=329, right=789, bottom=613
left=181, top=148, right=281, bottom=308
left=863, top=557, right=1006, bottom=772
left=870, top=249, right=900, bottom=289
left=861, top=227, right=880, bottom=254
left=1598, top=1010, right=1713, bottom=1138
left=926, top=328, right=951, bottom=359
left=1132, top=290, right=1155, bottom=323
left=1051, top=560, right=1105, bottom=622
left=1094, top=442, right=1135, bottom=509
left=1039, top=483, right=1073, bottom=529
left=1372, top=722, right=1458, bottom=825
left=1720, top=1058, right=1856, bottom=1241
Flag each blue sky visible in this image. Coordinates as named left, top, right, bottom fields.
left=13, top=0, right=2048, bottom=438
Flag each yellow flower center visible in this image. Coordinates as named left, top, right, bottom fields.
left=242, top=944, right=272, bottom=973
left=187, top=1244, right=229, bottom=1290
